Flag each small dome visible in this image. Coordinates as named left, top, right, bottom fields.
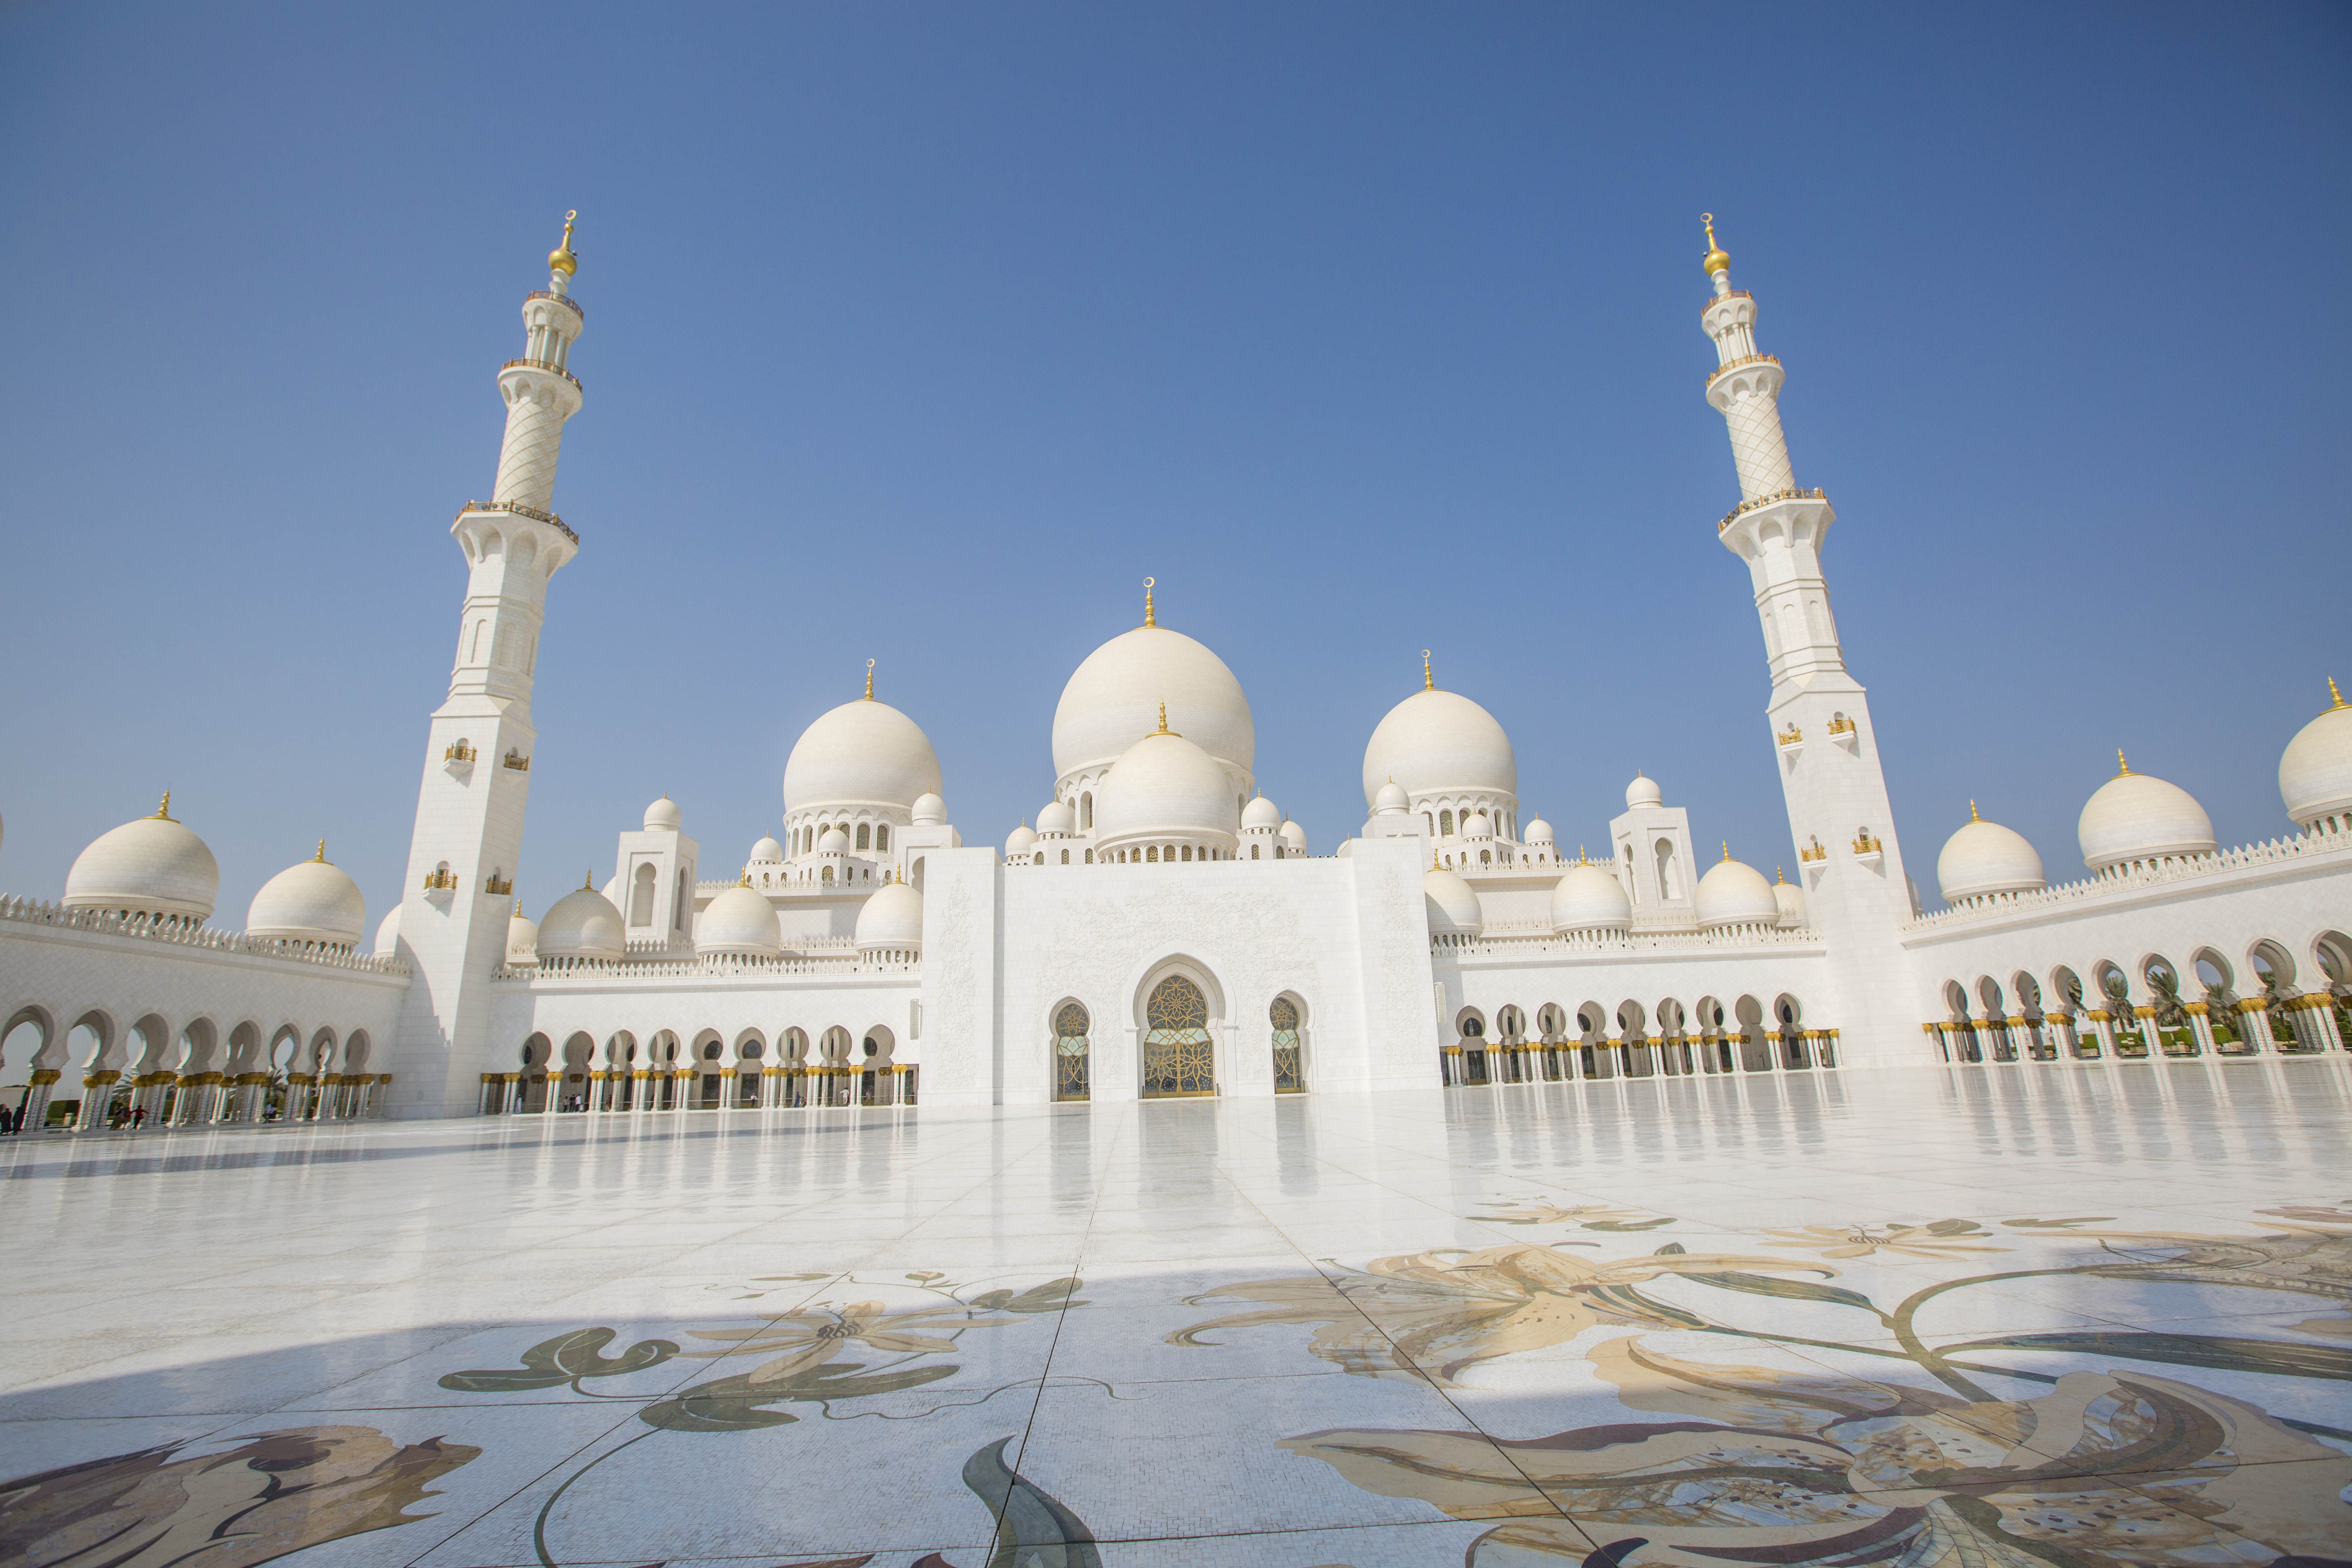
left=1549, top=862, right=1630, bottom=933
left=373, top=905, right=402, bottom=956
left=1005, top=823, right=1038, bottom=859
left=643, top=795, right=682, bottom=832
left=1523, top=818, right=1556, bottom=846
left=1278, top=820, right=1307, bottom=853
left=911, top=792, right=947, bottom=825
left=2280, top=685, right=2352, bottom=830
left=1937, top=809, right=2046, bottom=901
left=1054, top=624, right=1255, bottom=785
left=537, top=882, right=625, bottom=959
left=1625, top=773, right=1663, bottom=810
left=1423, top=866, right=1483, bottom=934
left=698, top=882, right=782, bottom=956
left=1242, top=794, right=1284, bottom=831
left=1038, top=799, right=1076, bottom=837
left=2078, top=757, right=2215, bottom=871
left=784, top=699, right=944, bottom=815
left=1772, top=871, right=1806, bottom=929
left=1461, top=811, right=1492, bottom=840
left=818, top=826, right=851, bottom=855
left=63, top=797, right=219, bottom=920
left=1362, top=688, right=1517, bottom=810
left=507, top=906, right=539, bottom=964
left=1373, top=779, right=1410, bottom=816
left=245, top=847, right=366, bottom=944
left=1694, top=853, right=1778, bottom=929
left=1095, top=728, right=1243, bottom=848
left=855, top=878, right=924, bottom=952
left=749, top=835, right=785, bottom=863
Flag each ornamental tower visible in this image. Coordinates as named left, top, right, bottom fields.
left=1700, top=218, right=1915, bottom=1059
left=386, top=215, right=588, bottom=1117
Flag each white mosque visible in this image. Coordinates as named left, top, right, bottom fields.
left=4, top=214, right=2349, bottom=1129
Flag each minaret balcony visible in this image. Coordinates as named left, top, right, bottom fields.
left=1717, top=489, right=1833, bottom=562
left=457, top=500, right=579, bottom=546
left=526, top=290, right=584, bottom=319
left=500, top=357, right=583, bottom=391
left=1704, top=351, right=1781, bottom=399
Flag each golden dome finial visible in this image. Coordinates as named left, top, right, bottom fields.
left=548, top=210, right=578, bottom=278
left=582, top=869, right=596, bottom=891
left=2330, top=676, right=2345, bottom=711
left=153, top=791, right=173, bottom=821
left=1422, top=649, right=1433, bottom=692
left=1156, top=701, right=1173, bottom=735
left=1702, top=212, right=1730, bottom=277
left=1968, top=800, right=1980, bottom=823
left=313, top=839, right=329, bottom=863
left=737, top=869, right=751, bottom=888
left=2116, top=750, right=2132, bottom=777
left=1721, top=840, right=1732, bottom=862
left=864, top=658, right=875, bottom=700
left=1776, top=865, right=1787, bottom=884
left=1143, top=577, right=1156, bottom=628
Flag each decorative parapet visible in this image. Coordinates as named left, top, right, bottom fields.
left=500, top=950, right=917, bottom=982
left=0, top=895, right=410, bottom=975
left=1436, top=924, right=1823, bottom=961
left=526, top=289, right=584, bottom=318
left=1705, top=352, right=1781, bottom=387
left=1902, top=823, right=2352, bottom=934
left=500, top=356, right=583, bottom=391
left=502, top=749, right=531, bottom=771
left=1718, top=486, right=1828, bottom=533
left=457, top=499, right=579, bottom=545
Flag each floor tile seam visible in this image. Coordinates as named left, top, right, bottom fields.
left=1003, top=1105, right=1131, bottom=1537
left=392, top=1399, right=650, bottom=1568
left=1202, top=1147, right=1597, bottom=1541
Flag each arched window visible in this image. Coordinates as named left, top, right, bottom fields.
left=674, top=868, right=688, bottom=929
left=1080, top=793, right=1092, bottom=830
left=630, top=863, right=657, bottom=926
left=1180, top=845, right=1193, bottom=862
left=1480, top=850, right=1491, bottom=866
left=1440, top=809, right=1455, bottom=837
left=1084, top=849, right=1094, bottom=864
left=1054, top=1002, right=1090, bottom=1102
left=875, top=825, right=889, bottom=852
left=1271, top=996, right=1303, bottom=1093
left=821, top=865, right=834, bottom=885
left=856, top=824, right=871, bottom=851
left=1146, top=846, right=1158, bottom=863
left=1060, top=849, right=1069, bottom=864
left=1143, top=975, right=1214, bottom=1097
left=1251, top=844, right=1261, bottom=860
left=1654, top=838, right=1679, bottom=900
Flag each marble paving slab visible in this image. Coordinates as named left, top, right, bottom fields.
left=2, top=1059, right=2350, bottom=1566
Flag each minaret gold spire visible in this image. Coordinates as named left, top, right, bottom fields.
left=1143, top=577, right=1156, bottom=628
left=1422, top=649, right=1433, bottom=691
left=1701, top=213, right=1730, bottom=277
left=549, top=210, right=578, bottom=278
left=864, top=658, right=875, bottom=700
left=153, top=791, right=174, bottom=821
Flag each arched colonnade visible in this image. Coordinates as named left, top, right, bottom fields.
left=1443, top=993, right=1834, bottom=1088
left=0, top=1004, right=388, bottom=1130
left=481, top=1020, right=915, bottom=1116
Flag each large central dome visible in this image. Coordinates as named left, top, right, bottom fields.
left=1361, top=688, right=1517, bottom=809
left=1052, top=625, right=1254, bottom=785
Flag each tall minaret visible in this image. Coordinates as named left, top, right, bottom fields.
left=1700, top=217, right=1917, bottom=1060
left=386, top=215, right=587, bottom=1118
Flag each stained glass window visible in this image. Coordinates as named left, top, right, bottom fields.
left=1143, top=975, right=1214, bottom=1096
left=1054, top=1002, right=1090, bottom=1101
left=1270, top=996, right=1303, bottom=1093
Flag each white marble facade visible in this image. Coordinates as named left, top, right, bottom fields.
left=6, top=216, right=2352, bottom=1131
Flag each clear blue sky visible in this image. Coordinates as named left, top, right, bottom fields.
left=2, top=3, right=2346, bottom=927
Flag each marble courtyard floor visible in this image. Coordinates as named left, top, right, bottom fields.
left=3, top=1061, right=2350, bottom=1568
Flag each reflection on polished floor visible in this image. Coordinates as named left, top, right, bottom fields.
left=3, top=1060, right=2350, bottom=1567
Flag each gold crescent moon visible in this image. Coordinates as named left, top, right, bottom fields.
left=566, top=209, right=577, bottom=222
left=866, top=657, right=876, bottom=668
left=1143, top=576, right=1155, bottom=589
left=1700, top=212, right=1712, bottom=224
left=1422, top=648, right=1431, bottom=659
